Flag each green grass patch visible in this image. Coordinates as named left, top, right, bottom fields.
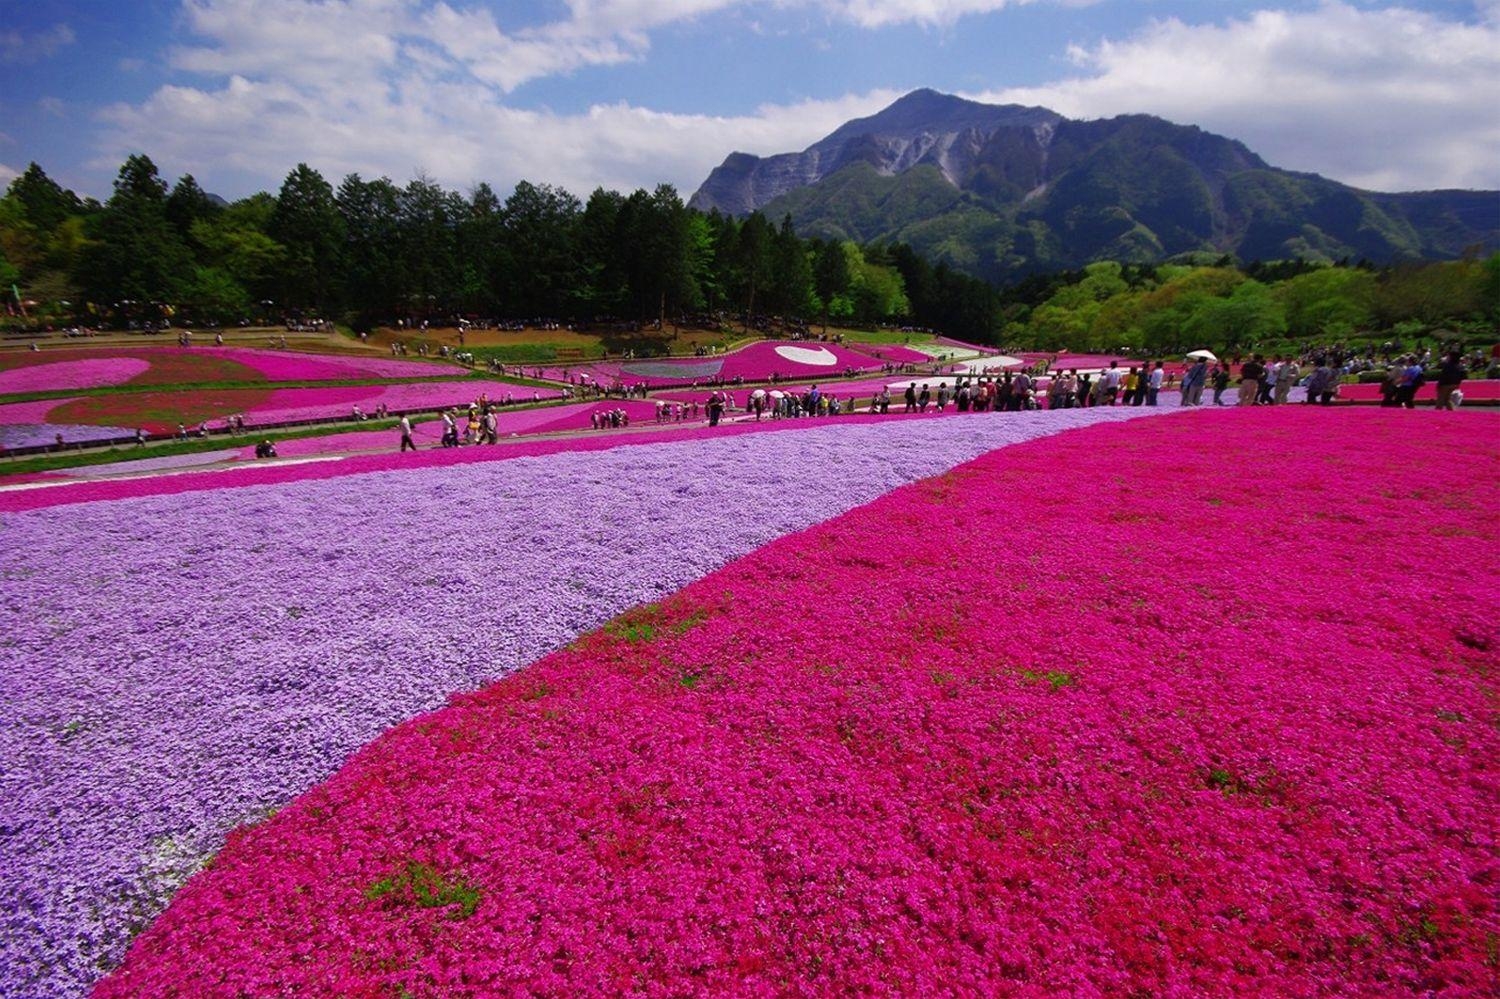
left=365, top=861, right=482, bottom=921
left=1020, top=669, right=1076, bottom=691
left=839, top=329, right=938, bottom=346
left=466, top=344, right=566, bottom=364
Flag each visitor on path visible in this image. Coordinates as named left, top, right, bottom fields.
left=1101, top=362, right=1122, bottom=405
left=1274, top=358, right=1299, bottom=404
left=1147, top=362, right=1164, bottom=406
left=904, top=383, right=917, bottom=413
left=1305, top=360, right=1336, bottom=405
left=1011, top=371, right=1032, bottom=411
left=1435, top=351, right=1466, bottom=410
left=1180, top=359, right=1206, bottom=406
left=1396, top=357, right=1425, bottom=409
left=918, top=384, right=931, bottom=412
left=1238, top=356, right=1265, bottom=405
left=399, top=414, right=416, bottom=452
left=1256, top=359, right=1276, bottom=405
left=1210, top=366, right=1229, bottom=405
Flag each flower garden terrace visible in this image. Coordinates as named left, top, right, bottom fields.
left=2, top=404, right=1497, bottom=998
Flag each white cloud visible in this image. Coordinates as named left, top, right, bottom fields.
left=99, top=63, right=898, bottom=200
left=821, top=0, right=1036, bottom=30
left=0, top=163, right=19, bottom=188
left=0, top=23, right=76, bottom=64
left=971, top=1, right=1500, bottom=191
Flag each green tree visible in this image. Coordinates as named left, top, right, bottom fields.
left=189, top=193, right=284, bottom=309
left=1184, top=279, right=1285, bottom=351
left=268, top=163, right=344, bottom=312
left=396, top=175, right=462, bottom=318
left=1274, top=266, right=1375, bottom=337
left=501, top=180, right=581, bottom=316
left=456, top=182, right=507, bottom=315
left=8, top=163, right=82, bottom=234
left=336, top=175, right=403, bottom=318
left=165, top=174, right=221, bottom=242
left=767, top=214, right=815, bottom=316
left=75, top=154, right=193, bottom=308
left=813, top=238, right=851, bottom=332
left=731, top=212, right=774, bottom=327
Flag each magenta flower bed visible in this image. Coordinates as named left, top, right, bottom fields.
left=1338, top=379, right=1499, bottom=403
left=845, top=342, right=932, bottom=364
left=231, top=402, right=664, bottom=459
left=82, top=409, right=1500, bottom=997
left=242, top=381, right=563, bottom=426
left=0, top=357, right=151, bottom=394
left=204, top=347, right=457, bottom=381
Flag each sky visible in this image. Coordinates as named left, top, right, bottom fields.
left=1, top=0, right=1497, bottom=204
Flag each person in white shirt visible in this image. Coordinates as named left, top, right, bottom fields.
left=1147, top=363, right=1165, bottom=405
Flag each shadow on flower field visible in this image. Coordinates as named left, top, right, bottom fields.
left=84, top=408, right=1499, bottom=997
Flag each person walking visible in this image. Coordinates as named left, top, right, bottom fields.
left=1238, top=355, right=1265, bottom=406
left=1435, top=351, right=1466, bottom=410
left=1180, top=359, right=1206, bottom=406
left=1274, top=357, right=1299, bottom=404
left=1211, top=365, right=1230, bottom=406
left=1396, top=356, right=1425, bottom=409
left=399, top=414, right=416, bottom=452
left=1101, top=362, right=1122, bottom=405
left=1146, top=362, right=1164, bottom=405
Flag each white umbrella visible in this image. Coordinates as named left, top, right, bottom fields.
left=768, top=390, right=785, bottom=399
left=750, top=388, right=766, bottom=398
left=1186, top=349, right=1218, bottom=362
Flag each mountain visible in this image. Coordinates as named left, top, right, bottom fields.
left=689, top=89, right=1499, bottom=281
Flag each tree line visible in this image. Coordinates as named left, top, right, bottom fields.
left=997, top=255, right=1498, bottom=354
left=2, top=156, right=1495, bottom=350
left=0, top=157, right=1000, bottom=341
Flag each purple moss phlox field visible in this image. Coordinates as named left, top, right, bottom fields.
left=0, top=406, right=1166, bottom=998
left=91, top=408, right=1500, bottom=997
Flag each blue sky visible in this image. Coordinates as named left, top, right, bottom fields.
left=2, top=1, right=1497, bottom=202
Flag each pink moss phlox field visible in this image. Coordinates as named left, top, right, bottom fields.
left=203, top=347, right=456, bottom=381
left=226, top=402, right=662, bottom=459
left=0, top=347, right=453, bottom=387
left=241, top=380, right=563, bottom=425
left=96, top=409, right=1500, bottom=997
left=4, top=407, right=1169, bottom=998
left=844, top=343, right=932, bottom=365
left=0, top=358, right=151, bottom=394
left=1338, top=380, right=1499, bottom=403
